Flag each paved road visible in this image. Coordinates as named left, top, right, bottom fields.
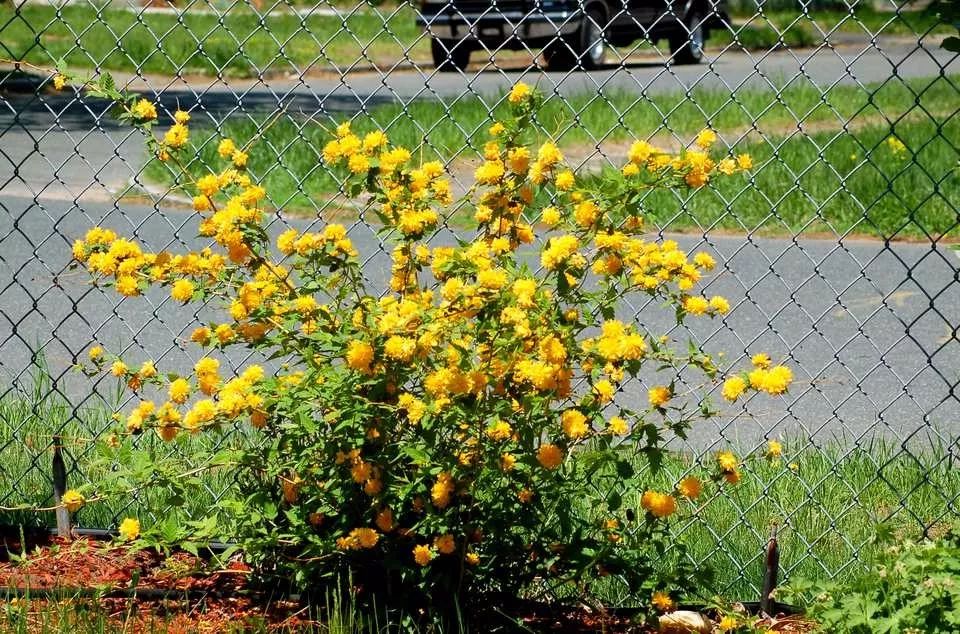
left=1, top=37, right=959, bottom=451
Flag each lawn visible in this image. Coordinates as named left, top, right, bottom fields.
left=145, top=75, right=960, bottom=239
left=0, top=2, right=945, bottom=76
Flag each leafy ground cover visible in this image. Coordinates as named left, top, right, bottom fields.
left=0, top=3, right=942, bottom=76
left=146, top=75, right=959, bottom=239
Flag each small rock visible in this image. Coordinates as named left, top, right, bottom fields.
left=658, top=610, right=712, bottom=633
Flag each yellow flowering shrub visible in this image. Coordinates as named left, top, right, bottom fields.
left=73, top=78, right=792, bottom=617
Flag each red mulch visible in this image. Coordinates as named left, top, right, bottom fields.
left=0, top=528, right=818, bottom=632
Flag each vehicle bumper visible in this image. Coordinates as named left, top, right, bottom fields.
left=416, top=10, right=580, bottom=42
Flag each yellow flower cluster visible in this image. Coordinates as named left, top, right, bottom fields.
left=722, top=354, right=793, bottom=402
left=621, top=134, right=751, bottom=188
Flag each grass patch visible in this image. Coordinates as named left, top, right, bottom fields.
left=0, top=360, right=247, bottom=533
left=734, top=4, right=952, bottom=38
left=0, top=4, right=426, bottom=77
left=641, top=440, right=960, bottom=598
left=0, top=3, right=942, bottom=77
left=146, top=76, right=959, bottom=239
left=631, top=116, right=960, bottom=238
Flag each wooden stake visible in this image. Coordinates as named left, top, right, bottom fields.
left=760, top=524, right=779, bottom=616
left=52, top=435, right=71, bottom=538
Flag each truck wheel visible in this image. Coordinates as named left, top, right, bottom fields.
left=669, top=10, right=705, bottom=64
left=431, top=38, right=471, bottom=72
left=544, top=6, right=606, bottom=71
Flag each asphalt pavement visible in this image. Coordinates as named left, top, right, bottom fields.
left=1, top=37, right=959, bottom=451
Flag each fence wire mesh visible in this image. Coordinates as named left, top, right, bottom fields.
left=0, top=0, right=958, bottom=597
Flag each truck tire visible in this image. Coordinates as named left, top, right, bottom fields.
left=544, top=6, right=607, bottom=71
left=669, top=10, right=705, bottom=64
left=431, top=38, right=471, bottom=72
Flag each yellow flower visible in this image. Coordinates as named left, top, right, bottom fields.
left=651, top=591, right=675, bottom=612
left=174, top=110, right=190, bottom=124
left=118, top=517, right=140, bottom=541
left=677, top=476, right=701, bottom=499
left=621, top=163, right=640, bottom=177
left=53, top=74, right=67, bottom=90
left=560, top=409, right=590, bottom=439
left=171, top=279, right=194, bottom=302
left=766, top=439, right=783, bottom=459
left=138, top=361, right=156, bottom=379
left=413, top=544, right=434, bottom=566
left=193, top=195, right=212, bottom=212
left=383, top=335, right=416, bottom=362
left=465, top=552, right=480, bottom=565
left=216, top=139, right=235, bottom=159
left=736, top=153, right=753, bottom=169
left=628, top=140, right=656, bottom=164
left=536, top=444, right=563, bottom=469
left=62, top=489, right=85, bottom=513
left=695, top=128, right=717, bottom=149
left=434, top=534, right=456, bottom=555
left=375, top=508, right=394, bottom=532
left=163, top=123, right=189, bottom=149
left=718, top=615, right=739, bottom=631
left=131, top=99, right=157, bottom=122
left=683, top=296, right=709, bottom=315
left=554, top=170, right=575, bottom=191
left=507, top=82, right=531, bottom=104
left=641, top=490, right=677, bottom=518
left=537, top=141, right=563, bottom=167
left=196, top=174, right=220, bottom=197
left=751, top=365, right=793, bottom=395
left=607, top=416, right=628, bottom=435
left=717, top=157, right=737, bottom=175
left=751, top=353, right=771, bottom=369
left=691, top=253, right=714, bottom=271
left=709, top=295, right=730, bottom=315
left=717, top=451, right=738, bottom=473
left=88, top=346, right=104, bottom=361
left=486, top=420, right=513, bottom=441
left=488, top=122, right=505, bottom=136
left=648, top=386, right=671, bottom=408
left=886, top=136, right=907, bottom=155
left=232, top=149, right=249, bottom=169
left=431, top=472, right=454, bottom=508
left=168, top=378, right=191, bottom=404
left=722, top=376, right=747, bottom=402
left=474, top=159, right=505, bottom=185
left=191, top=326, right=211, bottom=346
left=541, top=206, right=561, bottom=226
left=115, top=276, right=139, bottom=296
left=592, top=379, right=615, bottom=403
left=215, top=323, right=235, bottom=344
left=111, top=360, right=128, bottom=377
left=362, top=130, right=388, bottom=152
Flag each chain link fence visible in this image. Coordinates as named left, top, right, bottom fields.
left=1, top=0, right=958, bottom=597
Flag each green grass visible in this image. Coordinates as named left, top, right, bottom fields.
left=0, top=587, right=379, bottom=633
left=0, top=4, right=425, bottom=77
left=630, top=116, right=960, bottom=238
left=0, top=360, right=245, bottom=533
left=731, top=4, right=952, bottom=38
left=147, top=75, right=959, bottom=239
left=0, top=2, right=942, bottom=77
left=642, top=440, right=960, bottom=598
